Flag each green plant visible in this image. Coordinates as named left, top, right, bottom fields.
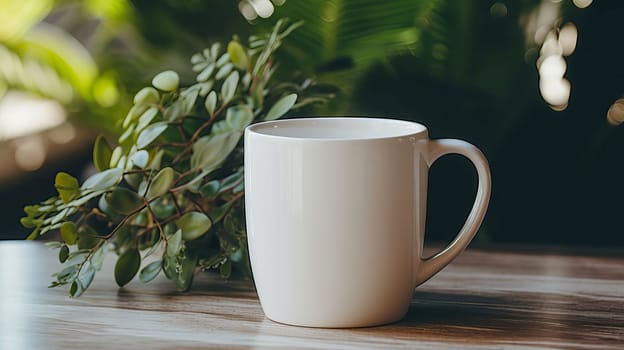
left=20, top=19, right=331, bottom=297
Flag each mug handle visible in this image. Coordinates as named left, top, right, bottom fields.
left=413, top=139, right=492, bottom=286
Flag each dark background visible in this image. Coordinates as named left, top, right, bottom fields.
left=1, top=0, right=623, bottom=247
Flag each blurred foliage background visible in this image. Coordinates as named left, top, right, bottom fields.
left=1, top=0, right=623, bottom=246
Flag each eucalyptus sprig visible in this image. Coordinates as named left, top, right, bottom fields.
left=21, top=19, right=332, bottom=297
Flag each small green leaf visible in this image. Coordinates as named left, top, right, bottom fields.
left=134, top=87, right=160, bottom=105
left=264, top=93, right=297, bottom=121
left=177, top=212, right=212, bottom=241
left=23, top=205, right=39, bottom=216
left=147, top=149, right=164, bottom=170
left=166, top=229, right=182, bottom=257
left=136, top=122, right=168, bottom=149
left=191, top=53, right=203, bottom=64
left=200, top=254, right=227, bottom=270
left=143, top=239, right=163, bottom=259
left=233, top=181, right=244, bottom=193
left=69, top=281, right=80, bottom=297
left=162, top=252, right=196, bottom=291
left=208, top=201, right=233, bottom=224
left=229, top=248, right=244, bottom=263
left=216, top=52, right=230, bottom=67
left=76, top=263, right=95, bottom=296
left=26, top=229, right=40, bottom=240
left=56, top=264, right=79, bottom=283
left=216, top=63, right=233, bottom=80
left=252, top=80, right=264, bottom=107
left=226, top=105, right=253, bottom=131
left=67, top=191, right=102, bottom=207
left=211, top=120, right=231, bottom=134
left=77, top=226, right=101, bottom=250
left=190, top=132, right=242, bottom=173
left=227, top=40, right=248, bottom=70
left=93, top=135, right=112, bottom=171
left=162, top=254, right=178, bottom=280
left=114, top=248, right=141, bottom=287
left=136, top=107, right=159, bottom=133
left=60, top=221, right=77, bottom=245
left=59, top=245, right=69, bottom=263
left=65, top=249, right=90, bottom=265
left=220, top=172, right=242, bottom=192
left=55, top=172, right=80, bottom=203
left=109, top=146, right=123, bottom=168
left=82, top=168, right=123, bottom=191
left=220, top=260, right=232, bottom=279
left=197, top=81, right=213, bottom=96
left=105, top=187, right=144, bottom=215
left=123, top=105, right=148, bottom=128
left=20, top=217, right=37, bottom=228
left=48, top=207, right=74, bottom=226
left=199, top=180, right=220, bottom=198
left=139, top=260, right=162, bottom=283
left=176, top=252, right=198, bottom=291
left=242, top=72, right=252, bottom=89
left=204, top=91, right=217, bottom=116
left=181, top=88, right=199, bottom=115
left=152, top=70, right=179, bottom=91
left=147, top=167, right=174, bottom=199
left=130, top=150, right=149, bottom=168
left=185, top=171, right=206, bottom=193
left=118, top=123, right=135, bottom=143
left=210, top=42, right=221, bottom=59
left=91, top=243, right=108, bottom=270
left=221, top=71, right=239, bottom=103
left=197, top=63, right=215, bottom=82
left=45, top=241, right=64, bottom=249
left=193, top=61, right=208, bottom=72
left=98, top=193, right=115, bottom=217
left=163, top=100, right=183, bottom=121
left=117, top=156, right=128, bottom=170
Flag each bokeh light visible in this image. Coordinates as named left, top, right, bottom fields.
left=490, top=2, right=508, bottom=17
left=539, top=55, right=566, bottom=79
left=607, top=99, right=624, bottom=125
left=573, top=0, right=593, bottom=9
left=14, top=136, right=46, bottom=171
left=0, top=91, right=66, bottom=141
left=539, top=78, right=570, bottom=108
left=527, top=1, right=579, bottom=111
left=559, top=23, right=578, bottom=56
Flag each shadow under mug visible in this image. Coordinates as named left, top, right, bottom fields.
left=244, top=117, right=491, bottom=328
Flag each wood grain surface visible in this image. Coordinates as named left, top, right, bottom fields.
left=0, top=241, right=622, bottom=349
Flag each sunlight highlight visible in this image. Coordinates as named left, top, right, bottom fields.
left=0, top=91, right=66, bottom=141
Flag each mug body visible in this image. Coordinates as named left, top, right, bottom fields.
left=244, top=117, right=429, bottom=327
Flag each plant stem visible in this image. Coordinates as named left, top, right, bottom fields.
left=172, top=102, right=229, bottom=165
left=145, top=201, right=167, bottom=242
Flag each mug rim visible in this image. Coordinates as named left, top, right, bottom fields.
left=245, top=117, right=428, bottom=142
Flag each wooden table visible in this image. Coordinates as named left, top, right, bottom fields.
left=0, top=241, right=622, bottom=349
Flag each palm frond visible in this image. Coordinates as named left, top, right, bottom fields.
left=265, top=0, right=447, bottom=72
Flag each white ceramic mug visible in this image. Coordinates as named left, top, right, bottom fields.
left=244, top=117, right=491, bottom=328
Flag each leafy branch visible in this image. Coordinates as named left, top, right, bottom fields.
left=21, top=19, right=333, bottom=297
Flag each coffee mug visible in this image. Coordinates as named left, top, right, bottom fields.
left=244, top=117, right=491, bottom=328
